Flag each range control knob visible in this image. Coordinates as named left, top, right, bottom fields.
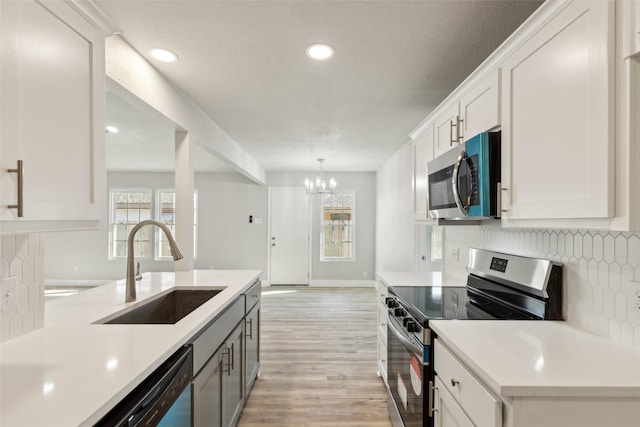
left=386, top=298, right=399, bottom=309
left=406, top=321, right=420, bottom=333
left=394, top=307, right=406, bottom=317
left=403, top=317, right=414, bottom=327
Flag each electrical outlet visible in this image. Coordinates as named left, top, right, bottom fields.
left=450, top=247, right=460, bottom=262
left=0, top=277, right=18, bottom=311
left=73, top=265, right=79, bottom=273
left=363, top=271, right=368, bottom=279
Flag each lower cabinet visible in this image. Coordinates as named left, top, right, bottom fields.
left=433, top=376, right=473, bottom=427
left=193, top=322, right=244, bottom=427
left=244, top=301, right=260, bottom=395
left=376, top=280, right=388, bottom=384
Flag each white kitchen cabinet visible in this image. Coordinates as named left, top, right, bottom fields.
left=375, top=280, right=388, bottom=385
left=0, top=0, right=105, bottom=233
left=458, top=69, right=500, bottom=142
left=432, top=376, right=474, bottom=427
left=433, top=102, right=461, bottom=157
left=412, top=123, right=434, bottom=221
left=500, top=0, right=614, bottom=222
left=434, top=339, right=501, bottom=427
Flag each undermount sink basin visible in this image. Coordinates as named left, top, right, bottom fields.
left=101, top=289, right=222, bottom=324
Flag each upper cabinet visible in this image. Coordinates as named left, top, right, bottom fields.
left=412, top=123, right=434, bottom=220
left=0, top=0, right=106, bottom=234
left=407, top=0, right=639, bottom=230
left=459, top=69, right=500, bottom=143
left=500, top=0, right=614, bottom=222
left=432, top=69, right=500, bottom=158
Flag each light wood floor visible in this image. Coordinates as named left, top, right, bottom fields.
left=238, top=286, right=392, bottom=427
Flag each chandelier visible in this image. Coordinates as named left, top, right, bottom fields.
left=305, top=158, right=337, bottom=195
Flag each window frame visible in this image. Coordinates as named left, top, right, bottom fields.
left=155, top=189, right=198, bottom=260
left=108, top=188, right=154, bottom=261
left=319, top=190, right=356, bottom=263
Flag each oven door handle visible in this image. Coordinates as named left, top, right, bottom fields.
left=388, top=317, right=424, bottom=359
left=451, top=150, right=469, bottom=216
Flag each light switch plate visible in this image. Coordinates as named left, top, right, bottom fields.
left=0, top=277, right=18, bottom=311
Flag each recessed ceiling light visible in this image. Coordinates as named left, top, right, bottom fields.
left=306, top=44, right=334, bottom=60
left=150, top=48, right=178, bottom=63
left=106, top=125, right=119, bottom=134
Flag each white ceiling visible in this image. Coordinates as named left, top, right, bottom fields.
left=97, top=0, right=543, bottom=173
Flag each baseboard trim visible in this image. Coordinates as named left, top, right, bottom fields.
left=309, top=280, right=376, bottom=287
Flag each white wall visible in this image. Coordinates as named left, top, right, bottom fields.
left=375, top=141, right=415, bottom=272
left=266, top=171, right=376, bottom=283
left=44, top=172, right=267, bottom=281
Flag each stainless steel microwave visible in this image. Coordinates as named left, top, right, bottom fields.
left=427, top=131, right=501, bottom=219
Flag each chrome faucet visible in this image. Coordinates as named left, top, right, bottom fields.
left=126, top=220, right=184, bottom=302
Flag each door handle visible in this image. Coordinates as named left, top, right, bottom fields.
left=451, top=150, right=469, bottom=216
left=7, top=160, right=24, bottom=217
left=428, top=381, right=439, bottom=416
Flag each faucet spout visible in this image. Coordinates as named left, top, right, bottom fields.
left=126, top=220, right=184, bottom=302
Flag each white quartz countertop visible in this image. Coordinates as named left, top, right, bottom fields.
left=0, top=269, right=261, bottom=427
left=430, top=320, right=640, bottom=398
left=376, top=271, right=464, bottom=287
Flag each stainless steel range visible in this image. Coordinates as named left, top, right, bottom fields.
left=385, top=248, right=563, bottom=427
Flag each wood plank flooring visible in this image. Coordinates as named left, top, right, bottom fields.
left=238, top=286, right=392, bottom=427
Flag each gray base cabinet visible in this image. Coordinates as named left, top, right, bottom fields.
left=244, top=301, right=260, bottom=395
left=193, top=322, right=244, bottom=427
left=191, top=279, right=261, bottom=427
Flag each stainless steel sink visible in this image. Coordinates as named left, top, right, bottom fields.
left=102, top=289, right=222, bottom=324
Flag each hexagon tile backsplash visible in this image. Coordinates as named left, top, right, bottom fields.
left=444, top=225, right=640, bottom=350
left=0, top=233, right=44, bottom=342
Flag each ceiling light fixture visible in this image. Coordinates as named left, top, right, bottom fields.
left=106, top=125, right=119, bottom=134
left=305, top=158, right=337, bottom=195
left=306, top=44, right=334, bottom=60
left=149, top=48, right=178, bottom=63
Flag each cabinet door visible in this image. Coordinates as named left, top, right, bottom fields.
left=244, top=302, right=260, bottom=396
left=223, top=323, right=244, bottom=427
left=0, top=0, right=105, bottom=226
left=377, top=332, right=388, bottom=385
left=433, top=103, right=460, bottom=157
left=193, top=351, right=223, bottom=427
left=412, top=123, right=434, bottom=220
left=459, top=69, right=500, bottom=142
left=500, top=0, right=614, bottom=220
left=433, top=377, right=474, bottom=427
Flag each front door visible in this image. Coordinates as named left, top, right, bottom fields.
left=269, top=188, right=309, bottom=285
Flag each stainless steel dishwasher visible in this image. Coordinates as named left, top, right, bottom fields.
left=94, top=346, right=193, bottom=426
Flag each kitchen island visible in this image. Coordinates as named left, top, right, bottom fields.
left=0, top=269, right=261, bottom=427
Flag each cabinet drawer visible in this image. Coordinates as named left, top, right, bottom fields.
left=191, top=297, right=244, bottom=375
left=434, top=339, right=501, bottom=427
left=244, top=279, right=261, bottom=313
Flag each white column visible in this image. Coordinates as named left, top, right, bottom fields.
left=174, top=130, right=195, bottom=271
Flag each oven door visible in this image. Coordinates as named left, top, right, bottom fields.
left=427, top=144, right=470, bottom=219
left=387, top=315, right=426, bottom=427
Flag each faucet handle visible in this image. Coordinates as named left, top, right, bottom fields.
left=135, top=262, right=143, bottom=281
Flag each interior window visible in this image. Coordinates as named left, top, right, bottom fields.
left=321, top=191, right=355, bottom=261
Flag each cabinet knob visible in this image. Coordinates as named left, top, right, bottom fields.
left=451, top=378, right=460, bottom=387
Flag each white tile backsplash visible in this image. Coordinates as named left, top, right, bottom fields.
left=444, top=225, right=640, bottom=349
left=0, top=233, right=44, bottom=342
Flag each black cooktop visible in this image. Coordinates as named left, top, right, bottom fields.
left=389, top=285, right=537, bottom=326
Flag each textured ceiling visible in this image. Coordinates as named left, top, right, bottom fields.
left=96, top=0, right=543, bottom=172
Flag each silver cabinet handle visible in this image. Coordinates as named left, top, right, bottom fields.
left=246, top=317, right=253, bottom=339
left=499, top=183, right=509, bottom=214
left=230, top=342, right=235, bottom=371
left=451, top=150, right=469, bottom=216
left=449, top=119, right=456, bottom=146
left=7, top=160, right=24, bottom=217
left=223, top=347, right=231, bottom=375
left=457, top=117, right=464, bottom=142
left=428, top=380, right=439, bottom=416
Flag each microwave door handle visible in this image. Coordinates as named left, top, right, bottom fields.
left=452, top=151, right=469, bottom=216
